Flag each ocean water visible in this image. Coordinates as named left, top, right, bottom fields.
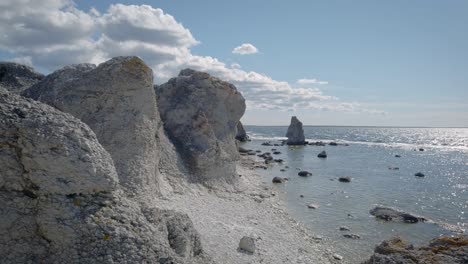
left=240, top=126, right=468, bottom=263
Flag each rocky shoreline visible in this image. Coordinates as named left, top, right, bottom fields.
left=1, top=58, right=466, bottom=263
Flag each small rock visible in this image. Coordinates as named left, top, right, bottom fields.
left=395, top=154, right=401, bottom=158
left=280, top=169, right=286, bottom=172
left=419, top=148, right=424, bottom=151
left=329, top=142, right=338, bottom=146
left=273, top=151, right=281, bottom=155
left=238, top=236, right=256, bottom=253
left=339, top=226, right=350, bottom=231
left=298, top=171, right=312, bottom=177
left=274, top=159, right=283, bottom=163
left=338, top=177, right=351, bottom=182
left=333, top=254, right=343, bottom=260
left=343, top=234, right=361, bottom=239
left=414, top=172, right=425, bottom=177
left=272, top=177, right=284, bottom=183
left=307, top=203, right=320, bottom=209
left=317, top=150, right=327, bottom=158
left=299, top=195, right=304, bottom=198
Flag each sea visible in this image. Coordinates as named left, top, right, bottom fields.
left=240, top=126, right=468, bottom=263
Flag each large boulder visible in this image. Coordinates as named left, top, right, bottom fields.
left=0, top=62, right=44, bottom=93
left=156, top=69, right=246, bottom=187
left=22, top=57, right=161, bottom=199
left=0, top=89, right=212, bottom=264
left=235, top=121, right=249, bottom=142
left=286, top=116, right=306, bottom=145
left=364, top=236, right=468, bottom=264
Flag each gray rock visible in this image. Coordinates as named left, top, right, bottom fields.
left=339, top=226, right=350, bottom=231
left=298, top=171, right=312, bottom=177
left=0, top=62, right=44, bottom=93
left=286, top=116, right=306, bottom=145
left=333, top=254, right=343, bottom=260
left=343, top=234, right=361, bottom=239
left=272, top=177, right=284, bottom=183
left=0, top=89, right=213, bottom=264
left=317, top=151, right=327, bottom=158
left=415, top=172, right=425, bottom=177
left=338, top=177, right=351, bottom=182
left=307, top=203, right=320, bottom=209
left=235, top=121, right=249, bottom=142
left=156, top=69, right=245, bottom=187
left=238, top=236, right=256, bottom=253
left=363, top=236, right=468, bottom=264
left=370, top=206, right=426, bottom=223
left=22, top=57, right=161, bottom=199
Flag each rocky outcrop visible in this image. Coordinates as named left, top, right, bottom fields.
left=364, top=236, right=468, bottom=264
left=235, top=121, right=249, bottom=142
left=22, top=57, right=161, bottom=199
left=0, top=89, right=212, bottom=264
left=370, top=206, right=426, bottom=223
left=285, top=116, right=306, bottom=145
left=0, top=62, right=43, bottom=93
left=156, top=69, right=246, bottom=187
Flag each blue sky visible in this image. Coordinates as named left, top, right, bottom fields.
left=1, top=1, right=467, bottom=127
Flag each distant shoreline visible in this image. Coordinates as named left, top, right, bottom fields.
left=244, top=125, right=468, bottom=128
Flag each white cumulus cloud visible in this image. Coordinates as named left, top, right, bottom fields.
left=297, top=78, right=329, bottom=85
left=0, top=1, right=381, bottom=115
left=232, top=43, right=258, bottom=55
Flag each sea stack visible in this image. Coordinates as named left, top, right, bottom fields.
left=156, top=69, right=246, bottom=187
left=286, top=116, right=306, bottom=145
left=235, top=121, right=249, bottom=142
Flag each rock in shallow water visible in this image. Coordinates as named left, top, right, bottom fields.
left=370, top=206, right=425, bottom=223
left=338, top=177, right=351, bottom=182
left=286, top=116, right=306, bottom=145
left=363, top=236, right=468, bottom=264
left=298, top=171, right=312, bottom=177
left=317, top=150, right=327, bottom=158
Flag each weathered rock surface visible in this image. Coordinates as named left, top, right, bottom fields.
left=235, top=121, right=249, bottom=142
left=0, top=89, right=212, bottom=264
left=156, top=69, right=246, bottom=187
left=370, top=206, right=426, bottom=223
left=238, top=236, right=256, bottom=254
left=364, top=236, right=468, bottom=264
left=286, top=116, right=306, bottom=145
left=0, top=62, right=44, bottom=93
left=22, top=57, right=161, bottom=199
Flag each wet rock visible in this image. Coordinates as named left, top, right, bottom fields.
left=273, top=151, right=281, bottom=155
left=238, top=236, right=256, bottom=254
left=299, top=195, right=304, bottom=198
left=370, top=206, right=426, bottom=223
left=419, top=148, right=425, bottom=151
left=272, top=177, right=284, bottom=183
left=317, top=151, right=327, bottom=158
left=238, top=147, right=250, bottom=153
left=261, top=142, right=272, bottom=146
left=274, top=159, right=284, bottom=163
left=307, top=203, right=320, bottom=209
left=156, top=68, right=245, bottom=187
left=235, top=121, right=249, bottom=142
left=415, top=172, right=425, bottom=177
left=309, top=141, right=326, bottom=146
left=329, top=142, right=338, bottom=146
left=0, top=62, right=44, bottom=93
left=285, top=116, right=306, bottom=145
left=395, top=154, right=401, bottom=158
left=363, top=236, right=468, bottom=264
left=338, top=177, right=351, bottom=182
left=343, top=234, right=361, bottom=239
left=339, top=226, right=350, bottom=231
left=298, top=171, right=312, bottom=177
left=280, top=169, right=286, bottom=172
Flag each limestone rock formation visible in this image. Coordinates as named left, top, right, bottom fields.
left=235, top=121, right=249, bottom=142
left=0, top=62, right=44, bottom=93
left=286, top=116, right=306, bottom=145
left=156, top=69, right=246, bottom=187
left=0, top=89, right=212, bottom=264
left=22, top=57, right=161, bottom=199
left=364, top=236, right=468, bottom=264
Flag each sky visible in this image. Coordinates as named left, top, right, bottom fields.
left=1, top=0, right=467, bottom=127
